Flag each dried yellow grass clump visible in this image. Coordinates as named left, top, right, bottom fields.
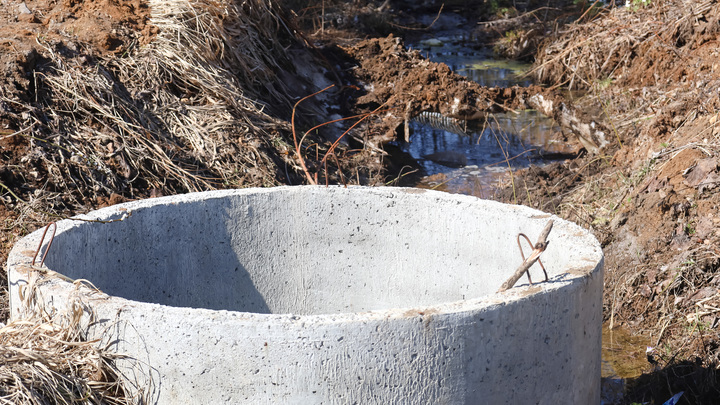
left=0, top=300, right=138, bottom=404
left=17, top=0, right=301, bottom=208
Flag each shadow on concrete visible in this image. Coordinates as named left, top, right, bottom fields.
left=43, top=204, right=273, bottom=314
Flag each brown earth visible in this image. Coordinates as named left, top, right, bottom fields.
left=2, top=0, right=720, bottom=403
left=0, top=0, right=156, bottom=101
left=343, top=34, right=557, bottom=144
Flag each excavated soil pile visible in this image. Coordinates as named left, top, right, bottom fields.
left=346, top=35, right=547, bottom=135
left=344, top=35, right=604, bottom=152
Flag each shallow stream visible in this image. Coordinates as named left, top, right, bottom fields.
left=404, top=38, right=570, bottom=198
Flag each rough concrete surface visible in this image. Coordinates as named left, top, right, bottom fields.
left=7, top=186, right=603, bottom=404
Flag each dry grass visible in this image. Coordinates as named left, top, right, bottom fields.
left=532, top=0, right=716, bottom=90
left=0, top=319, right=136, bottom=404
left=0, top=272, right=143, bottom=404
left=1, top=0, right=307, bottom=210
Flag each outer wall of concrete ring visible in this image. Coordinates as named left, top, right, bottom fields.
left=7, top=186, right=604, bottom=404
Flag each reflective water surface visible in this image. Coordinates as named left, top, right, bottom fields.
left=601, top=324, right=655, bottom=404
left=404, top=40, right=568, bottom=198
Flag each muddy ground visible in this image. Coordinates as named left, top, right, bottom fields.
left=1, top=0, right=720, bottom=403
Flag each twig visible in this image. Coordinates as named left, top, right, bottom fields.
left=575, top=0, right=603, bottom=24
left=600, top=99, right=623, bottom=148
left=0, top=180, right=26, bottom=204
left=388, top=4, right=444, bottom=30
left=489, top=116, right=517, bottom=204
left=331, top=153, right=346, bottom=187
left=477, top=7, right=560, bottom=26
left=498, top=220, right=554, bottom=293
left=385, top=166, right=419, bottom=186
left=0, top=125, right=32, bottom=140
left=32, top=222, right=57, bottom=267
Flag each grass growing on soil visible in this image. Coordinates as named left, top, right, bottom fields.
left=25, top=0, right=297, bottom=198
left=532, top=0, right=716, bottom=90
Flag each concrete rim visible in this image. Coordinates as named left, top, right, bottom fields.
left=8, top=186, right=603, bottom=323
left=6, top=186, right=605, bottom=404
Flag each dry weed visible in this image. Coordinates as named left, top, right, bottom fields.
left=0, top=271, right=144, bottom=404
left=532, top=0, right=716, bottom=90
left=0, top=0, right=307, bottom=210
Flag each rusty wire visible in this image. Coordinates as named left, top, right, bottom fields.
left=31, top=222, right=57, bottom=267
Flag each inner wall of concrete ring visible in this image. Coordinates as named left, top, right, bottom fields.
left=7, top=186, right=604, bottom=404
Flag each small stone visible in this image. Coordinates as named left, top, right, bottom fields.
left=18, top=2, right=31, bottom=13
left=17, top=2, right=38, bottom=23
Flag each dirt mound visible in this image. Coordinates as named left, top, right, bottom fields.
left=344, top=35, right=567, bottom=146
left=0, top=0, right=154, bottom=103
left=0, top=0, right=321, bottom=211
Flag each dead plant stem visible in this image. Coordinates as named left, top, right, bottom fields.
left=0, top=181, right=25, bottom=204
left=489, top=118, right=517, bottom=203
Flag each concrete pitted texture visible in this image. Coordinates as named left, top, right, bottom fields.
left=7, top=186, right=604, bottom=404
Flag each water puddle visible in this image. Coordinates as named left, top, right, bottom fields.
left=601, top=323, right=655, bottom=404
left=405, top=38, right=571, bottom=198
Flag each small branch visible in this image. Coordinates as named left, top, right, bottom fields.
left=498, top=220, right=554, bottom=293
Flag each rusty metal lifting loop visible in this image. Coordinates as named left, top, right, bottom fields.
left=32, top=222, right=57, bottom=267
left=498, top=220, right=553, bottom=293
left=517, top=233, right=549, bottom=285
